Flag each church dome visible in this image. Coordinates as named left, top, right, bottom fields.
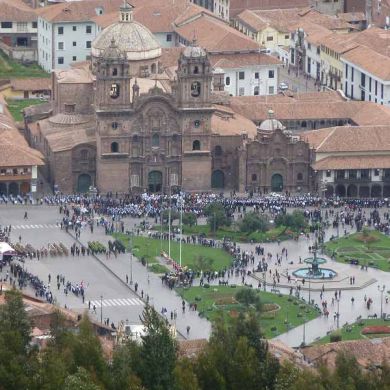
left=259, top=119, right=285, bottom=131
left=91, top=4, right=161, bottom=61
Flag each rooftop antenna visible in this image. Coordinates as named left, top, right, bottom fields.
left=192, top=30, right=197, bottom=46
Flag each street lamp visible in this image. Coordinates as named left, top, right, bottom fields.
left=100, top=295, right=103, bottom=324
left=263, top=271, right=266, bottom=292
left=302, top=313, right=306, bottom=346
left=336, top=298, right=340, bottom=329
left=128, top=230, right=133, bottom=285
left=378, top=284, right=386, bottom=319
left=308, top=278, right=311, bottom=305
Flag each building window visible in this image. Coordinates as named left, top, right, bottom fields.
left=374, top=169, right=380, bottom=176
left=194, top=66, right=199, bottom=74
left=381, top=84, right=384, bottom=99
left=254, top=86, right=259, bottom=95
left=326, top=170, right=331, bottom=177
left=73, top=41, right=77, bottom=47
left=58, top=26, right=64, bottom=35
left=255, top=72, right=259, bottom=79
left=268, top=86, right=274, bottom=94
left=301, top=121, right=307, bottom=127
left=72, top=56, right=77, bottom=61
left=13, top=168, right=18, bottom=175
left=351, top=67, right=354, bottom=82
left=308, top=43, right=311, bottom=50
left=194, top=120, right=200, bottom=128
left=32, top=22, right=37, bottom=28
left=152, top=133, right=160, bottom=147
left=86, top=25, right=92, bottom=34
left=285, top=34, right=289, bottom=39
left=361, top=169, right=369, bottom=179
left=268, top=70, right=274, bottom=78
left=225, top=76, right=230, bottom=86
left=166, top=33, right=172, bottom=42
left=239, top=87, right=245, bottom=96
left=111, top=142, right=119, bottom=153
left=345, top=64, right=348, bottom=78
left=266, top=36, right=273, bottom=41
left=297, top=173, right=303, bottom=181
left=251, top=173, right=257, bottom=181
left=86, top=41, right=91, bottom=48
left=1, top=22, right=12, bottom=28
left=192, top=140, right=200, bottom=150
left=80, top=149, right=88, bottom=160
left=111, top=122, right=118, bottom=129
left=239, top=71, right=245, bottom=80
left=73, top=26, right=77, bottom=31
left=214, top=145, right=223, bottom=156
left=112, top=68, right=117, bottom=76
left=58, top=42, right=64, bottom=50
left=58, top=57, right=64, bottom=65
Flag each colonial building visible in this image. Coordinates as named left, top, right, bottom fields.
left=26, top=3, right=310, bottom=194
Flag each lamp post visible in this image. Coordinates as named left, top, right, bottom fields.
left=336, top=298, right=340, bottom=329
left=100, top=295, right=103, bottom=324
left=128, top=230, right=133, bottom=285
left=179, top=193, right=183, bottom=267
left=302, top=313, right=306, bottom=346
left=378, top=284, right=386, bottom=319
left=308, top=278, right=311, bottom=305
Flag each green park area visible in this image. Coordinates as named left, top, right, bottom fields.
left=325, top=230, right=390, bottom=272
left=154, top=204, right=308, bottom=243
left=314, top=318, right=390, bottom=344
left=6, top=98, right=43, bottom=122
left=178, top=286, right=320, bottom=339
left=0, top=50, right=49, bottom=79
left=113, top=233, right=233, bottom=272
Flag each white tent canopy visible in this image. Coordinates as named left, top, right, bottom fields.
left=0, top=242, right=16, bottom=259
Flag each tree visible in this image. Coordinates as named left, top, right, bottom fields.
left=162, top=210, right=179, bottom=225
left=235, top=289, right=262, bottom=310
left=240, top=212, right=269, bottom=233
left=275, top=210, right=307, bottom=231
left=182, top=212, right=197, bottom=227
left=174, top=358, right=201, bottom=390
left=64, top=367, right=102, bottom=390
left=204, top=202, right=230, bottom=231
left=193, top=255, right=214, bottom=272
left=136, top=304, right=178, bottom=390
left=0, top=289, right=37, bottom=390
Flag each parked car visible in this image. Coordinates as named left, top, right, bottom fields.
left=279, top=82, right=289, bottom=91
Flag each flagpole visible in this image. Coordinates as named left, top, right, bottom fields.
left=179, top=193, right=183, bottom=267
left=168, top=175, right=171, bottom=259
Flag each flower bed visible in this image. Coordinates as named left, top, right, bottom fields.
left=362, top=325, right=390, bottom=335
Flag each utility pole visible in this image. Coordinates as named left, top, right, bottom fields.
left=379, top=284, right=386, bottom=319
left=337, top=298, right=340, bottom=329
left=100, top=295, right=103, bottom=324
left=130, top=230, right=133, bottom=285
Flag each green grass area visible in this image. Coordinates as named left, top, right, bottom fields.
left=5, top=98, right=43, bottom=122
left=0, top=50, right=49, bottom=79
left=148, top=263, right=170, bottom=274
left=325, top=230, right=390, bottom=272
left=177, top=286, right=320, bottom=339
left=313, top=319, right=390, bottom=344
left=153, top=223, right=294, bottom=243
left=113, top=233, right=233, bottom=272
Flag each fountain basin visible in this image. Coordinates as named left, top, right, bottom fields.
left=293, top=268, right=337, bottom=279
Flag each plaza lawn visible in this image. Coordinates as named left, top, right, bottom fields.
left=113, top=233, right=233, bottom=272
left=325, top=230, right=390, bottom=272
left=0, top=50, right=49, bottom=79
left=313, top=319, right=390, bottom=344
left=177, top=286, right=320, bottom=339
left=153, top=224, right=293, bottom=243
left=6, top=98, right=43, bottom=122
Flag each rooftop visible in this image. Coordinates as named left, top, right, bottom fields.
left=0, top=0, right=37, bottom=22
left=313, top=155, right=390, bottom=170
left=230, top=0, right=310, bottom=17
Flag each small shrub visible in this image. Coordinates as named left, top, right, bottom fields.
left=330, top=332, right=342, bottom=342
left=293, top=301, right=299, bottom=305
left=203, top=284, right=210, bottom=288
left=271, top=326, right=277, bottom=332
left=195, top=296, right=202, bottom=302
left=297, top=313, right=303, bottom=318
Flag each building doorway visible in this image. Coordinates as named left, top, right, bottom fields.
left=148, top=170, right=162, bottom=193
left=271, top=174, right=283, bottom=192
left=77, top=174, right=91, bottom=193
left=8, top=182, right=19, bottom=196
left=211, top=170, right=224, bottom=189
left=20, top=182, right=30, bottom=194
left=0, top=183, right=7, bottom=195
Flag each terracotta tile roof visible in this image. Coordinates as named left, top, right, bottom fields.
left=353, top=27, right=390, bottom=55
left=174, top=13, right=261, bottom=52
left=350, top=102, right=390, bottom=125
left=235, top=9, right=269, bottom=31
left=54, top=68, right=93, bottom=84
left=342, top=45, right=390, bottom=80
left=160, top=47, right=185, bottom=69
left=303, top=337, right=390, bottom=369
left=303, top=125, right=390, bottom=153
left=318, top=32, right=359, bottom=54
left=211, top=52, right=281, bottom=68
left=230, top=0, right=310, bottom=17
left=0, top=0, right=37, bottom=22
left=178, top=338, right=208, bottom=358
left=297, top=8, right=353, bottom=31
left=37, top=0, right=124, bottom=23
left=212, top=105, right=257, bottom=138
left=10, top=78, right=51, bottom=92
left=313, top=155, right=390, bottom=170
left=338, top=12, right=366, bottom=22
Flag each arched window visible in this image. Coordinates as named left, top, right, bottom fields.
left=111, top=122, right=118, bottom=129
left=254, top=86, right=259, bottom=96
left=112, top=68, right=117, bottom=76
left=192, top=140, right=200, bottom=151
left=111, top=142, right=119, bottom=153
left=225, top=76, right=230, bottom=86
left=152, top=133, right=160, bottom=147
left=214, top=145, right=223, bottom=156
left=301, top=121, right=307, bottom=128
left=132, top=135, right=139, bottom=143
left=297, top=173, right=303, bottom=181
left=80, top=149, right=88, bottom=160
left=251, top=173, right=257, bottom=181
left=151, top=63, right=157, bottom=74
left=194, top=66, right=199, bottom=74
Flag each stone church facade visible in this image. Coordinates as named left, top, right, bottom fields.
left=26, top=4, right=311, bottom=195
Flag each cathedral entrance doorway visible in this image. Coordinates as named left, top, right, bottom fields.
left=271, top=174, right=283, bottom=192
left=211, top=170, right=224, bottom=189
left=77, top=174, right=92, bottom=193
left=20, top=182, right=30, bottom=194
left=148, top=171, right=162, bottom=193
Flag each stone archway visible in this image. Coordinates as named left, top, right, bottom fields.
left=359, top=186, right=369, bottom=197
left=211, top=170, right=225, bottom=189
left=77, top=174, right=92, bottom=193
left=371, top=185, right=382, bottom=198
left=8, top=182, right=19, bottom=196
left=271, top=174, right=283, bottom=192
left=347, top=184, right=357, bottom=198
left=0, top=183, right=7, bottom=195
left=335, top=184, right=346, bottom=197
left=325, top=185, right=334, bottom=198
left=148, top=170, right=162, bottom=193
left=20, top=182, right=30, bottom=195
